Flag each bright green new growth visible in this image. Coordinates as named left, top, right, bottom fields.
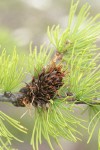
left=65, top=48, right=100, bottom=103
left=0, top=1, right=100, bottom=150
left=87, top=109, right=100, bottom=143
left=27, top=43, right=53, bottom=77
left=30, top=1, right=100, bottom=150
left=47, top=1, right=100, bottom=54
left=31, top=100, right=86, bottom=150
left=98, top=129, right=100, bottom=150
left=0, top=50, right=25, bottom=92
left=0, top=111, right=27, bottom=150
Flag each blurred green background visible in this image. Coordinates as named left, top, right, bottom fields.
left=0, top=0, right=100, bottom=150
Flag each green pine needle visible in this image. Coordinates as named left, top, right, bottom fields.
left=98, top=129, right=100, bottom=150
left=47, top=1, right=100, bottom=54
left=0, top=50, right=25, bottom=92
left=0, top=111, right=27, bottom=149
left=30, top=1, right=100, bottom=149
left=27, top=43, right=53, bottom=77
left=30, top=100, right=86, bottom=150
left=64, top=43, right=100, bottom=103
left=87, top=110, right=100, bottom=143
left=0, top=0, right=100, bottom=150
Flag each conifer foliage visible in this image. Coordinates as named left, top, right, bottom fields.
left=0, top=1, right=100, bottom=150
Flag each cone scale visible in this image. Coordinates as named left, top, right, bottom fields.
left=19, top=62, right=65, bottom=109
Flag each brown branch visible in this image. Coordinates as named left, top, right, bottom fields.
left=66, top=97, right=100, bottom=105
left=0, top=92, right=24, bottom=107
left=0, top=92, right=100, bottom=107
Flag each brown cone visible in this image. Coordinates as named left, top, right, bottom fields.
left=19, top=63, right=65, bottom=108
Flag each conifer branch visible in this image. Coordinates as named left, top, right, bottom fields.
left=0, top=92, right=24, bottom=106
left=0, top=1, right=100, bottom=149
left=0, top=92, right=100, bottom=106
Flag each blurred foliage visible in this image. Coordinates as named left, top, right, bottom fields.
left=0, top=28, right=19, bottom=54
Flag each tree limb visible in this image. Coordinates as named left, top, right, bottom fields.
left=0, top=92, right=100, bottom=107
left=0, top=92, right=24, bottom=107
